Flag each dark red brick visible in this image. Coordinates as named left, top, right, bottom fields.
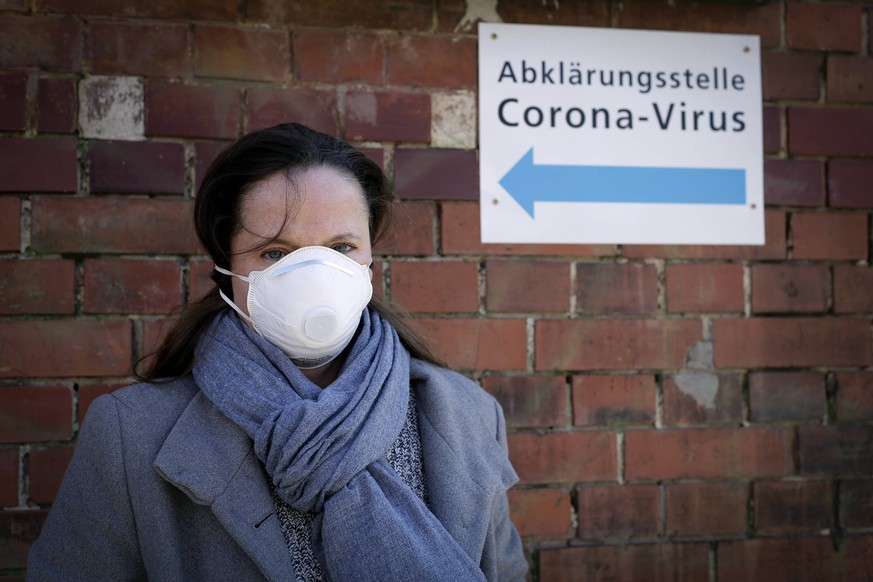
left=749, top=372, right=826, bottom=422
left=751, top=264, right=829, bottom=313
left=146, top=82, right=240, bottom=139
left=193, top=141, right=228, bottom=191
left=508, top=431, right=615, bottom=484
left=188, top=258, right=217, bottom=302
left=39, top=0, right=236, bottom=20
left=77, top=383, right=123, bottom=426
left=90, top=21, right=188, bottom=77
left=572, top=374, right=655, bottom=426
left=83, top=259, right=182, bottom=314
left=0, top=15, right=81, bottom=71
left=755, top=480, right=831, bottom=533
left=411, top=318, right=526, bottom=371
left=395, top=149, right=478, bottom=200
left=828, top=55, right=873, bottom=104
left=344, top=92, right=430, bottom=143
left=0, top=137, right=77, bottom=192
left=0, top=510, right=46, bottom=569
left=37, top=78, right=77, bottom=133
left=762, top=52, right=821, bottom=101
left=540, top=543, right=709, bottom=582
left=787, top=2, right=862, bottom=52
left=390, top=261, right=478, bottom=313
left=194, top=24, right=288, bottom=82
left=482, top=375, right=569, bottom=428
left=0, top=74, right=25, bottom=131
left=0, top=197, right=20, bottom=251
left=663, top=372, right=743, bottom=426
left=386, top=36, right=477, bottom=88
left=837, top=372, right=873, bottom=422
left=246, top=87, right=337, bottom=136
left=372, top=201, right=435, bottom=256
left=0, top=0, right=25, bottom=9
left=0, top=259, right=75, bottom=315
left=90, top=141, right=185, bottom=194
left=789, top=107, right=873, bottom=156
left=27, top=446, right=74, bottom=504
left=577, top=263, right=658, bottom=315
left=792, top=212, right=867, bottom=260
left=0, top=448, right=17, bottom=506
left=507, top=488, right=572, bottom=539
left=665, top=263, right=744, bottom=313
left=0, top=386, right=72, bottom=442
left=829, top=159, right=873, bottom=208
left=764, top=158, right=825, bottom=207
left=799, top=425, right=873, bottom=474
left=763, top=106, right=780, bottom=154
left=577, top=484, right=659, bottom=539
left=294, top=30, right=383, bottom=84
left=486, top=259, right=570, bottom=313
left=666, top=482, right=747, bottom=537
left=247, top=0, right=432, bottom=30
left=834, top=266, right=873, bottom=314
left=841, top=479, right=873, bottom=529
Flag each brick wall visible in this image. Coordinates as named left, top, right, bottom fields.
left=1, top=1, right=872, bottom=580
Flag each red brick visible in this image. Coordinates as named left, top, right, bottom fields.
left=194, top=25, right=287, bottom=82
left=755, top=480, right=831, bottom=533
left=0, top=321, right=131, bottom=378
left=577, top=263, right=658, bottom=315
left=625, top=427, right=793, bottom=481
left=763, top=106, right=780, bottom=154
left=194, top=141, right=229, bottom=190
left=663, top=372, right=743, bottom=426
left=390, top=261, right=478, bottom=313
left=0, top=0, right=25, bottom=9
left=787, top=2, right=862, bottom=52
left=0, top=449, right=18, bottom=506
left=536, top=319, right=701, bottom=371
left=841, top=479, right=873, bottom=529
left=344, top=92, right=429, bottom=143
left=188, top=259, right=216, bottom=302
left=618, top=2, right=780, bottom=47
left=31, top=197, right=200, bottom=254
left=749, top=372, right=826, bottom=422
left=247, top=0, right=431, bottom=29
left=441, top=202, right=615, bottom=257
left=83, top=259, right=182, bottom=314
left=508, top=431, right=616, bottom=484
left=577, top=484, right=659, bottom=539
left=792, top=212, right=868, bottom=260
left=89, top=21, right=188, bottom=77
left=762, top=52, right=821, bottom=101
left=837, top=372, right=873, bottom=422
left=572, top=374, right=655, bottom=426
left=37, top=78, right=77, bottom=133
left=386, top=36, right=476, bottom=89
left=715, top=318, right=872, bottom=369
left=0, top=259, right=75, bottom=315
left=834, top=266, right=873, bottom=314
left=482, top=375, right=569, bottom=428
left=39, top=0, right=236, bottom=20
left=718, top=536, right=873, bottom=581
left=486, top=260, right=570, bottom=313
left=442, top=0, right=608, bottom=32
left=665, top=263, right=744, bottom=313
left=246, top=87, right=337, bottom=136
left=827, top=56, right=873, bottom=104
left=789, top=107, right=873, bottom=156
left=0, top=137, right=77, bottom=192
left=294, top=30, right=382, bottom=84
left=90, top=141, right=185, bottom=195
left=507, top=488, right=572, bottom=539
left=624, top=210, right=786, bottom=260
left=395, top=149, right=477, bottom=200
left=146, top=82, right=240, bottom=139
left=666, top=482, right=747, bottom=537
left=0, top=15, right=81, bottom=71
left=829, top=159, right=873, bottom=209
left=77, top=383, right=123, bottom=426
left=0, top=510, right=46, bottom=569
left=800, top=425, right=873, bottom=474
left=751, top=264, right=829, bottom=314
left=372, top=202, right=435, bottom=256
left=0, top=74, right=25, bottom=131
left=0, top=386, right=72, bottom=442
left=539, top=543, right=709, bottom=582
left=27, top=446, right=74, bottom=504
left=412, top=317, right=526, bottom=371
left=0, top=197, right=20, bottom=251
left=764, top=158, right=825, bottom=207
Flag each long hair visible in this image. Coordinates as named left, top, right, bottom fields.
left=136, top=123, right=442, bottom=381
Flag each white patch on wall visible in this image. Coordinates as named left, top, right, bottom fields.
left=675, top=372, right=719, bottom=410
left=79, top=76, right=144, bottom=141
left=431, top=91, right=477, bottom=149
left=454, top=0, right=502, bottom=33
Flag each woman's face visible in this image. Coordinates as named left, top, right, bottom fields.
left=228, top=166, right=372, bottom=316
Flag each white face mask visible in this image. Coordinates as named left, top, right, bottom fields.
left=215, top=246, right=373, bottom=368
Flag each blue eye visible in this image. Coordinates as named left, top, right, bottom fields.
left=263, top=249, right=286, bottom=261
left=332, top=243, right=354, bottom=254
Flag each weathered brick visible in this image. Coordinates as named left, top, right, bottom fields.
left=247, top=0, right=431, bottom=30
left=665, top=263, right=744, bottom=313
left=714, top=318, right=872, bottom=368
left=0, top=137, right=77, bottom=192
left=31, top=197, right=200, bottom=254
left=0, top=197, right=20, bottom=251
left=787, top=2, right=862, bottom=52
left=246, top=87, right=337, bottom=136
left=344, top=92, right=430, bottom=143
left=834, top=265, right=873, bottom=314
left=577, top=263, right=658, bottom=315
left=718, top=536, right=873, bottom=581
left=763, top=105, right=780, bottom=154
left=90, top=21, right=188, bottom=78
left=138, top=317, right=176, bottom=375
left=90, top=140, right=185, bottom=194
left=792, top=212, right=868, bottom=260
left=799, top=425, right=873, bottom=474
left=536, top=319, right=701, bottom=371
left=837, top=372, right=873, bottom=422
left=38, top=78, right=77, bottom=133
left=572, top=374, right=655, bottom=426
left=507, top=488, right=572, bottom=539
left=751, top=264, right=829, bottom=314
left=27, top=446, right=74, bottom=504
left=193, top=141, right=229, bottom=190
left=386, top=36, right=477, bottom=88
left=0, top=259, right=75, bottom=315
left=663, top=372, right=743, bottom=426
left=788, top=107, right=873, bottom=156
left=755, top=480, right=831, bottom=533
left=194, top=24, right=288, bottom=82
left=829, top=159, right=873, bottom=209
left=749, top=372, right=826, bottom=422
left=395, top=149, right=477, bottom=200
left=827, top=55, right=873, bottom=104
left=77, top=383, right=123, bottom=426
left=0, top=0, right=25, bottom=10
left=666, top=482, right=747, bottom=537
left=539, top=543, right=709, bottom=582
left=625, top=427, right=793, bottom=481
left=146, top=82, right=240, bottom=139
left=0, top=510, right=46, bottom=569
left=0, top=15, right=81, bottom=71
left=78, top=75, right=144, bottom=140
left=508, top=431, right=616, bottom=484
left=443, top=0, right=609, bottom=32
left=390, top=261, right=478, bottom=313
left=0, top=448, right=18, bottom=506
left=294, top=30, right=383, bottom=84
left=841, top=479, right=873, bottom=529
left=0, top=73, right=25, bottom=131
left=482, top=375, right=569, bottom=428
left=764, top=159, right=825, bottom=207
left=372, top=202, right=434, bottom=256
left=577, top=484, right=659, bottom=540
left=0, top=386, right=72, bottom=442
left=762, top=52, right=821, bottom=101
left=39, top=0, right=236, bottom=20
left=411, top=318, right=526, bottom=371
left=83, top=258, right=182, bottom=314
left=486, top=259, right=570, bottom=313
left=188, top=258, right=216, bottom=302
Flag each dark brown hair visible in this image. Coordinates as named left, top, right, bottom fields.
left=136, top=123, right=442, bottom=381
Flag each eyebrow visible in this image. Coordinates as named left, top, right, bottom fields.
left=264, top=232, right=364, bottom=246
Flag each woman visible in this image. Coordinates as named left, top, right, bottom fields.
left=27, top=123, right=527, bottom=581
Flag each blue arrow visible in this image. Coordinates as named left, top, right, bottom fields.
left=499, top=148, right=746, bottom=218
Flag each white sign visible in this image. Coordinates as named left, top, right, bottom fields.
left=478, top=23, right=764, bottom=245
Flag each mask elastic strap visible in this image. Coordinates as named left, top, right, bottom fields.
left=214, top=265, right=251, bottom=282
left=218, top=288, right=256, bottom=326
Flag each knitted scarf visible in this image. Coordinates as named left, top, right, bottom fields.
left=193, top=310, right=485, bottom=581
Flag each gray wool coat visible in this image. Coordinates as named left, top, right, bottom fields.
left=27, top=359, right=528, bottom=581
